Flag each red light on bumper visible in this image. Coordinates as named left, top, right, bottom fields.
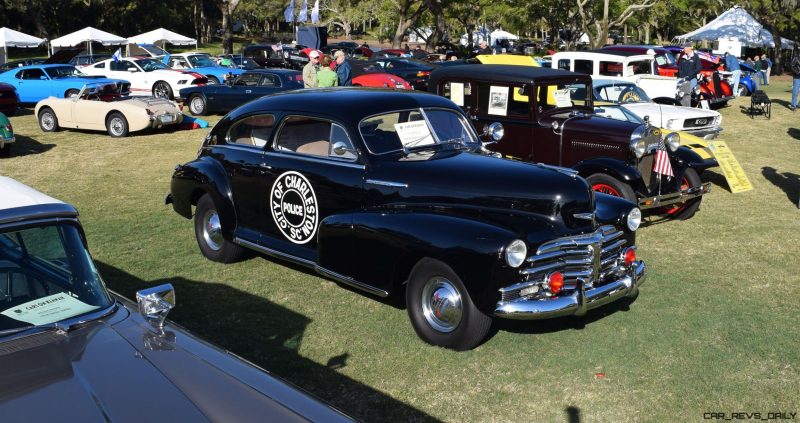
left=547, top=272, right=564, bottom=294
left=624, top=248, right=636, bottom=267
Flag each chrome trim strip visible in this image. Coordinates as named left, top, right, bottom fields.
left=314, top=266, right=389, bottom=298
left=264, top=152, right=366, bottom=169
left=233, top=237, right=316, bottom=267
left=365, top=179, right=408, bottom=188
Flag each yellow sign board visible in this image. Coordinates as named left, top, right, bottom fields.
left=706, top=140, right=753, bottom=193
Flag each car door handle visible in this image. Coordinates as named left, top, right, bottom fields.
left=245, top=90, right=252, bottom=94
left=259, top=163, right=271, bottom=169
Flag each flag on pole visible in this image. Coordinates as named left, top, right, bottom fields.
left=311, top=0, right=320, bottom=24
left=283, top=0, right=295, bottom=22
left=112, top=48, right=122, bottom=62
left=297, top=0, right=307, bottom=22
left=653, top=134, right=674, bottom=177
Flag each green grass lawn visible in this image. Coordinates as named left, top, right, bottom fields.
left=2, top=80, right=799, bottom=422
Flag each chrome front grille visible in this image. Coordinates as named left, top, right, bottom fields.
left=499, top=225, right=629, bottom=303
left=683, top=117, right=712, bottom=128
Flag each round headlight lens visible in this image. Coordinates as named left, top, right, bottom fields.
left=627, top=207, right=642, bottom=231
left=504, top=239, right=527, bottom=268
left=665, top=132, right=680, bottom=152
left=630, top=125, right=646, bottom=159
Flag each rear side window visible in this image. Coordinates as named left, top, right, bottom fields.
left=227, top=114, right=275, bottom=147
left=20, top=68, right=45, bottom=80
left=599, top=61, right=624, bottom=76
left=235, top=73, right=261, bottom=86
left=476, top=83, right=530, bottom=117
left=557, top=59, right=570, bottom=71
left=574, top=60, right=593, bottom=75
left=94, top=62, right=106, bottom=69
left=261, top=74, right=281, bottom=87
left=275, top=116, right=357, bottom=160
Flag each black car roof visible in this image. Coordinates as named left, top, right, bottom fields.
left=243, top=69, right=300, bottom=76
left=429, top=64, right=590, bottom=87
left=231, top=88, right=457, bottom=122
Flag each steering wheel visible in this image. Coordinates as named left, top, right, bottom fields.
left=618, top=86, right=641, bottom=103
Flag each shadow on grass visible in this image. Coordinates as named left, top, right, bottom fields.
left=701, top=169, right=731, bottom=193
left=96, top=261, right=439, bottom=423
left=762, top=166, right=799, bottom=206
left=788, top=128, right=800, bottom=141
left=12, top=107, right=34, bottom=117
left=492, top=294, right=638, bottom=336
left=6, top=134, right=55, bottom=157
left=565, top=406, right=582, bottom=423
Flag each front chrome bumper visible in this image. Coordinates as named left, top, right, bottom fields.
left=684, top=126, right=722, bottom=140
left=0, top=136, right=14, bottom=149
left=638, top=182, right=711, bottom=210
left=495, top=261, right=646, bottom=320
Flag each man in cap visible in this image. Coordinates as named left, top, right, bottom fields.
left=676, top=42, right=702, bottom=105
left=723, top=51, right=741, bottom=96
left=333, top=50, right=351, bottom=86
left=303, top=50, right=321, bottom=88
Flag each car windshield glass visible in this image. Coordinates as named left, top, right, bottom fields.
left=359, top=108, right=478, bottom=155
left=134, top=59, right=168, bottom=71
left=0, top=223, right=113, bottom=334
left=596, top=83, right=652, bottom=103
left=535, top=82, right=591, bottom=113
left=46, top=66, right=85, bottom=78
left=593, top=105, right=643, bottom=124
left=188, top=55, right=217, bottom=68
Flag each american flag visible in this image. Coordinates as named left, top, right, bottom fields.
left=653, top=134, right=674, bottom=177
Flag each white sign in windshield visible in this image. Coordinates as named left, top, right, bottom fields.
left=2, top=293, right=99, bottom=326
left=554, top=89, right=574, bottom=108
left=450, top=82, right=465, bottom=106
left=394, top=120, right=434, bottom=148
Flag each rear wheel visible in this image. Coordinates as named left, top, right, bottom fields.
left=106, top=112, right=128, bottom=137
left=586, top=173, right=637, bottom=203
left=406, top=258, right=492, bottom=351
left=38, top=108, right=59, bottom=132
left=206, top=75, right=220, bottom=84
left=657, top=168, right=702, bottom=220
left=188, top=94, right=207, bottom=115
left=194, top=194, right=246, bottom=263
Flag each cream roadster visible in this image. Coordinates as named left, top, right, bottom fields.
left=35, top=82, right=183, bottom=137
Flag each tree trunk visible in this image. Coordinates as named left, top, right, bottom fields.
left=769, top=27, right=783, bottom=75
left=644, top=22, right=650, bottom=44
left=393, top=18, right=409, bottom=48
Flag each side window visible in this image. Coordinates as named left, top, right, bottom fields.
left=94, top=62, right=106, bottom=69
left=14, top=70, right=24, bottom=80
left=235, top=73, right=261, bottom=86
left=574, top=60, right=593, bottom=75
left=21, top=68, right=45, bottom=80
left=476, top=83, right=530, bottom=117
left=227, top=114, right=275, bottom=147
left=261, top=74, right=281, bottom=87
left=329, top=124, right=357, bottom=160
left=276, top=116, right=343, bottom=159
left=557, top=59, right=570, bottom=71
left=110, top=61, right=128, bottom=71
left=599, top=61, right=624, bottom=76
left=442, top=81, right=471, bottom=107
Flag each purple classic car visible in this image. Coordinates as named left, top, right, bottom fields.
left=0, top=176, right=353, bottom=423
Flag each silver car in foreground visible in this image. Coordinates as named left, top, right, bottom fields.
left=0, top=176, right=353, bottom=422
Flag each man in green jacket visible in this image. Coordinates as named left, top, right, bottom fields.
left=303, top=50, right=320, bottom=88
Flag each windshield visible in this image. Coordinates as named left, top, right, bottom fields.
left=359, top=108, right=478, bottom=155
left=595, top=83, right=652, bottom=104
left=45, top=66, right=85, bottom=78
left=134, top=59, right=169, bottom=71
left=0, top=223, right=112, bottom=334
left=188, top=54, right=218, bottom=68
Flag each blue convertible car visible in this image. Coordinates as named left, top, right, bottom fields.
left=0, top=65, right=129, bottom=103
left=179, top=69, right=302, bottom=115
left=163, top=53, right=243, bottom=84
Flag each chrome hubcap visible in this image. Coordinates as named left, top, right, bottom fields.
left=202, top=209, right=223, bottom=251
left=154, top=85, right=168, bottom=98
left=421, top=277, right=462, bottom=333
left=110, top=118, right=124, bottom=135
left=41, top=114, right=54, bottom=130
left=190, top=97, right=204, bottom=114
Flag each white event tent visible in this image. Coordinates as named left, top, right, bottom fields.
left=0, top=27, right=45, bottom=64
left=127, top=28, right=197, bottom=51
left=675, top=6, right=791, bottom=50
left=49, top=26, right=127, bottom=55
left=490, top=29, right=519, bottom=42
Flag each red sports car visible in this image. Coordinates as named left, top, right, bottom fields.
left=0, top=83, right=19, bottom=116
left=350, top=61, right=411, bottom=89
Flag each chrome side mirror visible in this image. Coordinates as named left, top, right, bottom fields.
left=481, top=122, right=504, bottom=142
left=136, top=284, right=175, bottom=332
left=332, top=141, right=352, bottom=156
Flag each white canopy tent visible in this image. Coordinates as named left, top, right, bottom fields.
left=490, top=29, right=519, bottom=42
left=0, top=27, right=45, bottom=64
left=49, top=26, right=127, bottom=55
left=674, top=6, right=789, bottom=49
left=127, top=28, right=197, bottom=52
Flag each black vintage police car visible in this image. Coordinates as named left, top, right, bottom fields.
left=167, top=89, right=647, bottom=350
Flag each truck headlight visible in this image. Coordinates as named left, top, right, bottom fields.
left=630, top=126, right=646, bottom=159
left=665, top=132, right=680, bottom=152
left=504, top=239, right=527, bottom=268
left=627, top=208, right=642, bottom=231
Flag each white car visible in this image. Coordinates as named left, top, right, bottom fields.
left=551, top=51, right=677, bottom=100
left=593, top=79, right=721, bottom=139
left=162, top=52, right=243, bottom=84
left=82, top=57, right=208, bottom=100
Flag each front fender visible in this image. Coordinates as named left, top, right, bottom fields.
left=170, top=157, right=237, bottom=239
left=594, top=192, right=638, bottom=239
left=573, top=157, right=646, bottom=192
left=670, top=146, right=718, bottom=174
left=340, top=210, right=534, bottom=311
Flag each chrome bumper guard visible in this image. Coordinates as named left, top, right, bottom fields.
left=494, top=261, right=646, bottom=320
left=149, top=113, right=180, bottom=128
left=638, top=182, right=711, bottom=209
left=684, top=127, right=722, bottom=140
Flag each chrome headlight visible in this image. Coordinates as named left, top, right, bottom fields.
left=627, top=208, right=642, bottom=231
left=630, top=125, right=646, bottom=159
left=504, top=239, right=527, bottom=268
left=665, top=132, right=680, bottom=152
left=665, top=118, right=680, bottom=129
